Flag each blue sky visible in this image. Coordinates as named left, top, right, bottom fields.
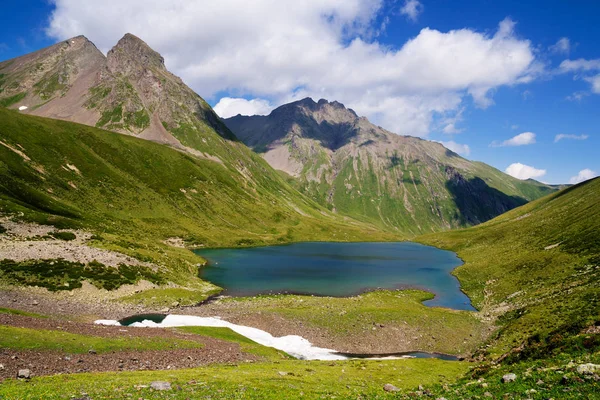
left=1, top=0, right=599, bottom=184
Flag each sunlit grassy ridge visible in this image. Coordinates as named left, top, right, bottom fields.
left=419, top=177, right=600, bottom=358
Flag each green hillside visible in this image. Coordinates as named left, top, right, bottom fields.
left=0, top=108, right=393, bottom=292
left=419, top=177, right=600, bottom=360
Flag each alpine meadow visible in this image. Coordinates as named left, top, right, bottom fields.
left=0, top=1, right=598, bottom=399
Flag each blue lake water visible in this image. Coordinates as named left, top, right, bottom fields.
left=196, top=242, right=475, bottom=311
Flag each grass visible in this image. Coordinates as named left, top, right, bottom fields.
left=0, top=358, right=469, bottom=399
left=418, top=177, right=600, bottom=359
left=0, top=307, right=47, bottom=318
left=178, top=326, right=290, bottom=360
left=209, top=290, right=488, bottom=356
left=0, top=92, right=26, bottom=107
left=0, top=325, right=204, bottom=354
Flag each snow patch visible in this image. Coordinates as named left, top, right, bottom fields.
left=18, top=106, right=28, bottom=111
left=96, top=314, right=348, bottom=360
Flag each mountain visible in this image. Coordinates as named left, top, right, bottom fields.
left=225, top=98, right=556, bottom=234
left=0, top=34, right=234, bottom=149
left=419, top=177, right=600, bottom=360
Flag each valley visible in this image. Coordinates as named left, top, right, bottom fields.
left=0, top=31, right=598, bottom=400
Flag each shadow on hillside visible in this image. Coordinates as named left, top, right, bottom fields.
left=446, top=176, right=528, bottom=226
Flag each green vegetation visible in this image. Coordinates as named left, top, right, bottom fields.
left=49, top=231, right=76, bottom=241
left=0, top=358, right=468, bottom=399
left=96, top=104, right=123, bottom=127
left=179, top=326, right=290, bottom=360
left=0, top=92, right=26, bottom=107
left=86, top=85, right=112, bottom=109
left=0, top=259, right=164, bottom=291
left=0, top=307, right=47, bottom=318
left=34, top=73, right=67, bottom=100
left=124, top=109, right=150, bottom=130
left=0, top=325, right=203, bottom=354
left=210, top=290, right=487, bottom=356
left=419, top=177, right=600, bottom=359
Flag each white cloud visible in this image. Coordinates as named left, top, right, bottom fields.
left=490, top=132, right=536, bottom=147
left=213, top=97, right=274, bottom=118
left=549, top=37, right=570, bottom=55
left=46, top=2, right=537, bottom=137
left=400, top=0, right=423, bottom=22
left=559, top=58, right=600, bottom=95
left=554, top=133, right=589, bottom=143
left=566, top=91, right=589, bottom=102
left=559, top=58, right=600, bottom=72
left=569, top=169, right=598, bottom=184
left=584, top=74, right=600, bottom=94
left=436, top=140, right=470, bottom=156
left=505, top=163, right=546, bottom=180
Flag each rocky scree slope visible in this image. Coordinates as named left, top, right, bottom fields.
left=226, top=98, right=555, bottom=234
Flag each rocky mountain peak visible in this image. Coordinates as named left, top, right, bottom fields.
left=107, top=33, right=165, bottom=74
left=273, top=97, right=358, bottom=125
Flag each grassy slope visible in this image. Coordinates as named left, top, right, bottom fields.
left=0, top=325, right=203, bottom=354
left=0, top=358, right=469, bottom=399
left=418, top=177, right=600, bottom=358
left=0, top=108, right=395, bottom=293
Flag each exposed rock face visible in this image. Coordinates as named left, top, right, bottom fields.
left=0, top=33, right=234, bottom=153
left=226, top=98, right=555, bottom=234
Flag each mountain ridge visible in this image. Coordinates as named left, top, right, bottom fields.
left=225, top=97, right=556, bottom=234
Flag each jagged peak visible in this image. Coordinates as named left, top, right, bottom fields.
left=107, top=33, right=165, bottom=72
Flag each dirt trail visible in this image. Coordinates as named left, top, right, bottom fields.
left=0, top=313, right=258, bottom=380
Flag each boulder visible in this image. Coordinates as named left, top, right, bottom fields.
left=383, top=383, right=400, bottom=392
left=17, top=369, right=31, bottom=379
left=501, top=373, right=517, bottom=383
left=150, top=381, right=171, bottom=391
left=577, top=363, right=600, bottom=375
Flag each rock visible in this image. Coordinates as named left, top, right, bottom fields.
left=31, top=300, right=39, bottom=305
left=171, top=301, right=180, bottom=308
left=536, top=379, right=544, bottom=385
left=0, top=364, right=4, bottom=370
left=88, top=349, right=97, bottom=355
left=383, top=383, right=400, bottom=392
left=150, top=381, right=171, bottom=391
left=502, top=373, right=517, bottom=383
left=484, top=392, right=493, bottom=398
left=436, top=398, right=448, bottom=400
left=278, top=371, right=288, bottom=376
left=577, top=363, right=600, bottom=375
left=17, top=369, right=31, bottom=379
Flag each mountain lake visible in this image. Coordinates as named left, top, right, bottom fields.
left=196, top=242, right=474, bottom=311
